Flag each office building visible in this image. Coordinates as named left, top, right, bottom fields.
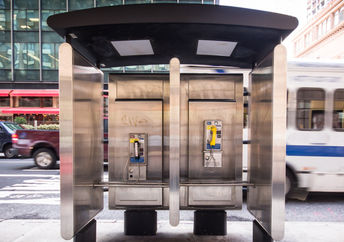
left=293, top=0, right=344, bottom=58
left=0, top=0, right=217, bottom=123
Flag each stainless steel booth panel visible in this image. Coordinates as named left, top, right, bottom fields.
left=186, top=75, right=243, bottom=208
left=188, top=101, right=238, bottom=179
left=247, top=44, right=287, bottom=241
left=59, top=43, right=104, bottom=240
left=188, top=76, right=235, bottom=100
left=108, top=73, right=243, bottom=209
left=108, top=75, right=165, bottom=209
left=108, top=100, right=163, bottom=208
left=116, top=76, right=163, bottom=99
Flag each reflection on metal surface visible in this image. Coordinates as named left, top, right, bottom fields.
left=169, top=58, right=180, bottom=226
left=59, top=43, right=104, bottom=240
left=188, top=76, right=235, bottom=100
left=247, top=44, right=286, bottom=240
left=108, top=75, right=165, bottom=209
left=188, top=186, right=233, bottom=206
left=106, top=69, right=245, bottom=223
left=188, top=102, right=238, bottom=179
left=114, top=187, right=162, bottom=206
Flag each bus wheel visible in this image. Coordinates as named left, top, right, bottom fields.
left=286, top=169, right=295, bottom=197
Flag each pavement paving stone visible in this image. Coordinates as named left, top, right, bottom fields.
left=0, top=220, right=343, bottom=242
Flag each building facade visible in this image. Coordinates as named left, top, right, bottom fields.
left=0, top=0, right=217, bottom=123
left=293, top=0, right=344, bottom=59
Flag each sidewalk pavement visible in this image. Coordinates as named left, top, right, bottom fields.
left=0, top=219, right=343, bottom=242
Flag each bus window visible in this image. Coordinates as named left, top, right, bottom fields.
left=296, top=88, right=325, bottom=130
left=333, top=89, right=344, bottom=130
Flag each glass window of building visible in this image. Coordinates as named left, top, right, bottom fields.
left=42, top=43, right=59, bottom=69
left=322, top=20, right=326, bottom=34
left=14, top=42, right=40, bottom=69
left=96, top=0, right=122, bottom=7
left=69, top=0, right=94, bottom=10
left=14, top=40, right=40, bottom=81
left=0, top=9, right=10, bottom=30
left=41, top=0, right=65, bottom=82
left=340, top=7, right=344, bottom=23
left=13, top=0, right=38, bottom=9
left=179, top=0, right=203, bottom=3
left=0, top=38, right=11, bottom=70
left=326, top=17, right=332, bottom=32
left=317, top=24, right=322, bottom=37
left=334, top=10, right=339, bottom=26
left=42, top=0, right=66, bottom=10
left=18, top=97, right=53, bottom=107
left=333, top=89, right=344, bottom=130
left=0, top=97, right=9, bottom=107
left=42, top=97, right=53, bottom=107
left=42, top=10, right=65, bottom=31
left=42, top=31, right=62, bottom=81
left=19, top=97, right=41, bottom=107
left=296, top=88, right=325, bottom=130
left=14, top=9, right=39, bottom=31
left=125, top=65, right=152, bottom=72
left=0, top=0, right=10, bottom=9
left=152, top=0, right=176, bottom=3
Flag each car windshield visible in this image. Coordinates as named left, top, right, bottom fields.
left=3, top=123, right=23, bottom=132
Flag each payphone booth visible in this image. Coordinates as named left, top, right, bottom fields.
left=48, top=4, right=297, bottom=242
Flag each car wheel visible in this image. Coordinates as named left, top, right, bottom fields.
left=33, top=148, right=56, bottom=169
left=286, top=169, right=296, bottom=197
left=4, top=144, right=16, bottom=159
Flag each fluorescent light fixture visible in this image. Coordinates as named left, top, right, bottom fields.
left=20, top=25, right=31, bottom=29
left=197, top=40, right=237, bottom=57
left=29, top=18, right=39, bottom=22
left=111, top=40, right=154, bottom=56
left=69, top=33, right=78, bottom=39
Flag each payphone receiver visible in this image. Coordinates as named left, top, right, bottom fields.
left=208, top=125, right=217, bottom=147
left=134, top=141, right=140, bottom=159
left=128, top=133, right=147, bottom=181
left=204, top=120, right=223, bottom=168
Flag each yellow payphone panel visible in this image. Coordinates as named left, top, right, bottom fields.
left=203, top=120, right=223, bottom=167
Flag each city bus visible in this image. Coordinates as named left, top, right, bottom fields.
left=286, top=60, right=344, bottom=195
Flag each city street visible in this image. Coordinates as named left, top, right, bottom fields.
left=0, top=157, right=343, bottom=222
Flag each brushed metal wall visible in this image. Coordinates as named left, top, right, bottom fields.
left=247, top=44, right=287, bottom=241
left=108, top=73, right=243, bottom=210
left=59, top=43, right=104, bottom=240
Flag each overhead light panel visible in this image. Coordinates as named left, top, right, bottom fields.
left=29, top=18, right=39, bottom=22
left=111, top=40, right=154, bottom=56
left=69, top=33, right=78, bottom=39
left=197, top=40, right=237, bottom=57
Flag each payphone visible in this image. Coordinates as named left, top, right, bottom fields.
left=54, top=3, right=294, bottom=241
left=204, top=120, right=223, bottom=167
left=128, top=133, right=147, bottom=181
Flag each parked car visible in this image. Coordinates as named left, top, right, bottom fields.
left=12, top=129, right=59, bottom=169
left=0, top=122, right=23, bottom=158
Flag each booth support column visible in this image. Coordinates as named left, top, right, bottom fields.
left=169, top=57, right=181, bottom=227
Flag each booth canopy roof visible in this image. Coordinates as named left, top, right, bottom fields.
left=47, top=4, right=298, bottom=68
